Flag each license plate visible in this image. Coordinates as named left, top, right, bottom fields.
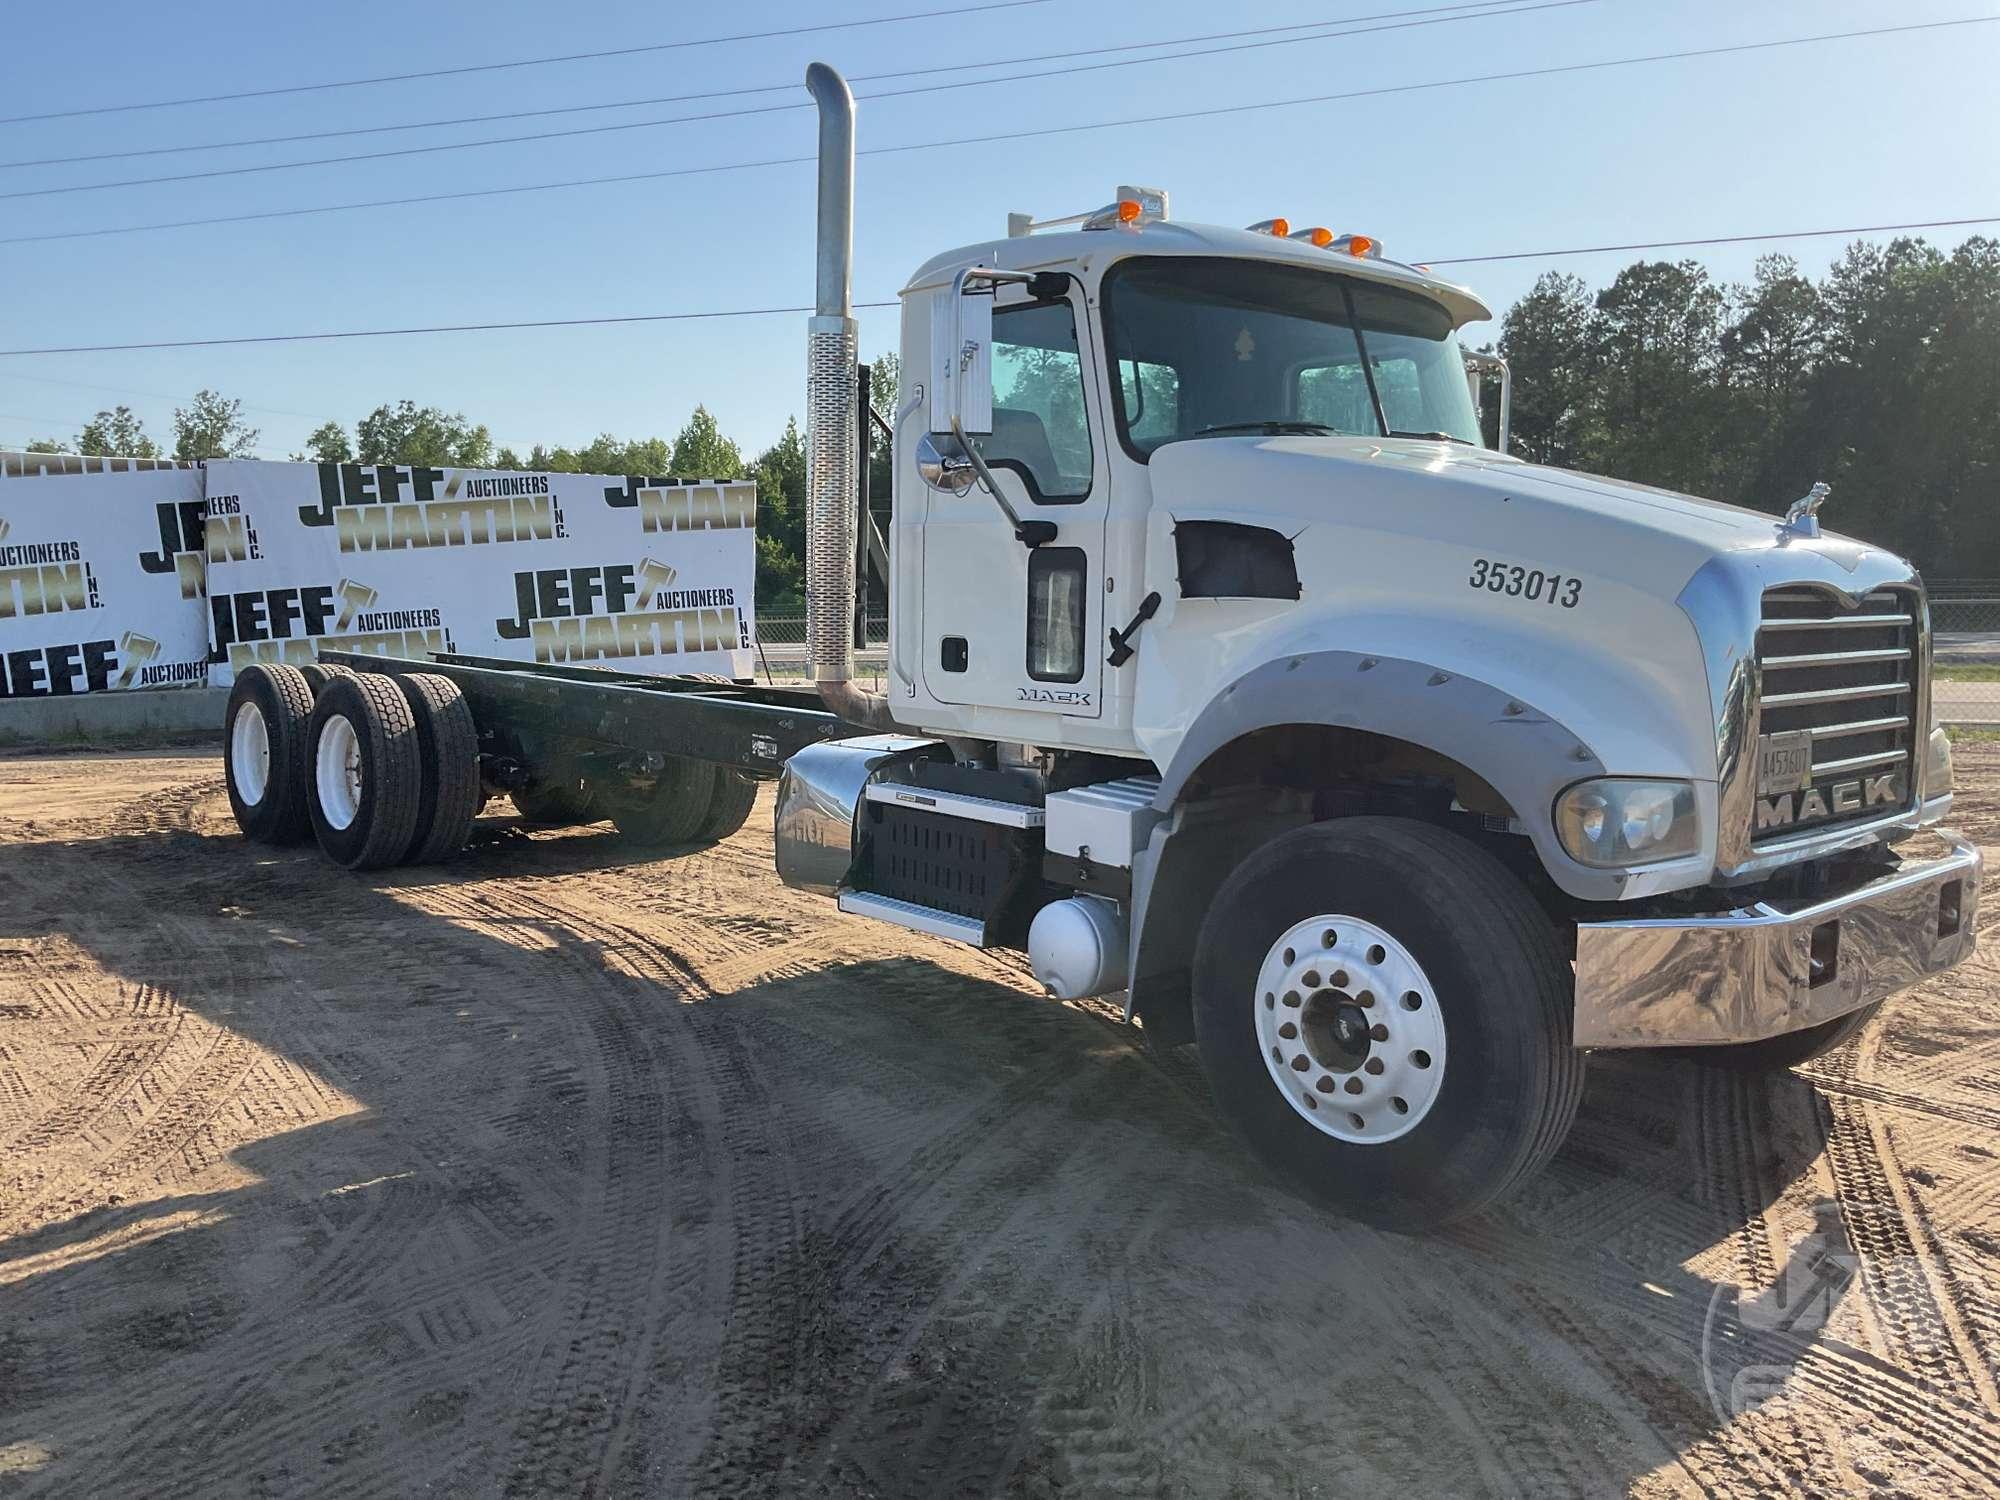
left=1756, top=730, right=1815, bottom=796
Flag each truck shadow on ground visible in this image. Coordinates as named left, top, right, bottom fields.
left=0, top=805, right=1895, bottom=1497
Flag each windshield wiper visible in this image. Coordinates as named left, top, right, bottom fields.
left=1192, top=420, right=1340, bottom=438
left=1387, top=429, right=1474, bottom=445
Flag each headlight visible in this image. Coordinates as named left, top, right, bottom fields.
left=1926, top=726, right=1953, bottom=798
left=1554, top=778, right=1698, bottom=868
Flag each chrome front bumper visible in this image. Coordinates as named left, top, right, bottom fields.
left=1573, top=831, right=1982, bottom=1048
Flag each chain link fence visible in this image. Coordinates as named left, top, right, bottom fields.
left=752, top=614, right=887, bottom=682
left=1929, top=582, right=2000, bottom=727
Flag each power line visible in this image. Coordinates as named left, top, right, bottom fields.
left=1423, top=217, right=2000, bottom=265
left=0, top=0, right=1599, bottom=203
left=0, top=304, right=888, bottom=358
left=0, top=0, right=1056, bottom=128
left=1, top=13, right=1986, bottom=249
left=0, top=368, right=333, bottom=423
left=0, top=1, right=1535, bottom=173
left=2, top=217, right=1994, bottom=360
left=0, top=303, right=911, bottom=363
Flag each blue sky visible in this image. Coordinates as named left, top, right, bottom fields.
left=0, top=0, right=1993, bottom=461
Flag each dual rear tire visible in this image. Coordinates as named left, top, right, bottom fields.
left=224, top=663, right=316, bottom=844
left=609, top=758, right=762, bottom=847
left=225, top=663, right=479, bottom=869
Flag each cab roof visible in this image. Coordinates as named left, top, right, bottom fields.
left=900, top=219, right=1492, bottom=330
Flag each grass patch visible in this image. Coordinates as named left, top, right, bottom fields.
left=1935, top=663, right=2000, bottom=682
left=1944, top=725, right=2000, bottom=744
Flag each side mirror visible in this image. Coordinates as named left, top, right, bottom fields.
left=1462, top=349, right=1512, bottom=455
left=927, top=271, right=993, bottom=438
left=915, top=432, right=975, bottom=495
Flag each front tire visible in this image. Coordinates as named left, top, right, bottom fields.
left=1193, top=816, right=1583, bottom=1231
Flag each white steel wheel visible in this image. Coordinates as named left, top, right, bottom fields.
left=1254, top=914, right=1446, bottom=1145
left=1193, top=816, right=1583, bottom=1230
left=230, top=701, right=272, bottom=806
left=316, top=713, right=363, bottom=832
left=222, top=663, right=315, bottom=845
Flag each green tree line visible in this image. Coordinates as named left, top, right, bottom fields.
left=25, top=388, right=262, bottom=464
left=1493, top=234, right=1999, bottom=575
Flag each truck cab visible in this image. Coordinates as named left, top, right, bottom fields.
left=891, top=209, right=1495, bottom=757
left=777, top=64, right=1982, bottom=1230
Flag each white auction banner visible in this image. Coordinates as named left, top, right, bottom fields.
left=202, top=461, right=756, bottom=688
left=0, top=453, right=212, bottom=698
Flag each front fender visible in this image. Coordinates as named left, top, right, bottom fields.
left=1153, top=650, right=1678, bottom=904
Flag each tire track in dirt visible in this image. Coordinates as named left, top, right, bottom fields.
left=111, top=898, right=599, bottom=1493
left=62, top=840, right=578, bottom=1494
left=40, top=863, right=432, bottom=1492
left=13, top=755, right=2000, bottom=1496
left=0, top=842, right=241, bottom=1230
left=655, top=916, right=1162, bottom=1495
left=1816, top=1031, right=2000, bottom=1420
left=1386, top=1074, right=2000, bottom=1495
left=390, top=879, right=731, bottom=1498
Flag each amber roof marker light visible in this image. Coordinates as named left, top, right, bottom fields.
left=1009, top=186, right=1169, bottom=236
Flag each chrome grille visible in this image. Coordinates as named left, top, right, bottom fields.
left=1752, top=586, right=1922, bottom=842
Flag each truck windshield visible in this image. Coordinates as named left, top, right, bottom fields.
left=1101, top=256, right=1482, bottom=458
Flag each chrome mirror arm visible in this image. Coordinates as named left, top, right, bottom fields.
left=948, top=415, right=1056, bottom=548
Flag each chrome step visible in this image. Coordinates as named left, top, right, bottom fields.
left=836, top=890, right=988, bottom=946
left=863, top=781, right=1045, bottom=828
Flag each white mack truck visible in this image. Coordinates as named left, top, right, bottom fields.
left=222, top=63, right=1980, bottom=1229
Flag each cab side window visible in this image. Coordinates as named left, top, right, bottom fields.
left=975, top=299, right=1092, bottom=504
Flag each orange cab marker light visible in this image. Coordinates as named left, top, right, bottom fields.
left=1307, top=227, right=1334, bottom=247
left=1270, top=217, right=1290, bottom=238
left=1117, top=199, right=1142, bottom=223
left=1348, top=234, right=1377, bottom=257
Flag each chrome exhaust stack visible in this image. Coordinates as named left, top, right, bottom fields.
left=804, top=62, right=893, bottom=730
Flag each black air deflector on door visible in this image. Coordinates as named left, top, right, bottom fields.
left=1174, top=521, right=1300, bottom=600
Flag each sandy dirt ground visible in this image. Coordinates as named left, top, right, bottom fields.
left=3, top=746, right=2000, bottom=1497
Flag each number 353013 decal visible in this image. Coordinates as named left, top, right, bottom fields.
left=1468, top=558, right=1582, bottom=608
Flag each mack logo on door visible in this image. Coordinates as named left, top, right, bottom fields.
left=1018, top=686, right=1091, bottom=707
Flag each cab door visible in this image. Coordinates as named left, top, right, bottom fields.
left=920, top=286, right=1108, bottom=719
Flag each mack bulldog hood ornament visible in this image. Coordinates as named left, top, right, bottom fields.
left=1779, top=481, right=1831, bottom=542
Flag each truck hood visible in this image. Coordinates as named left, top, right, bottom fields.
left=1147, top=434, right=1843, bottom=561
left=1135, top=433, right=1905, bottom=795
